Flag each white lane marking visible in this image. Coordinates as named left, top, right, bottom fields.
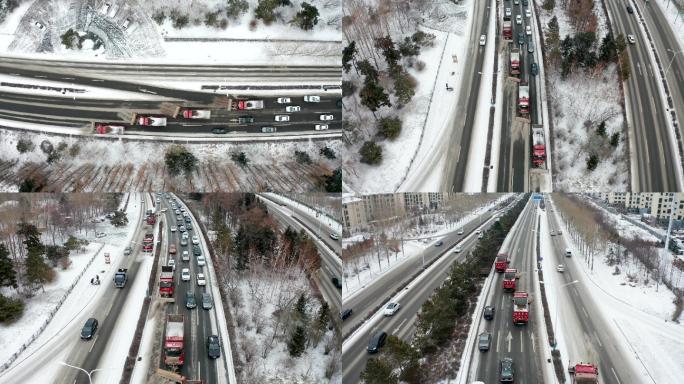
left=91, top=79, right=105, bottom=82
left=612, top=367, right=622, bottom=384
left=393, top=318, right=407, bottom=334
left=35, top=75, right=46, bottom=78
left=581, top=306, right=589, bottom=318
left=138, top=88, right=157, bottom=95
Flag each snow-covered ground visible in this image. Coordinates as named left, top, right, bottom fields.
left=547, top=197, right=684, bottom=383
left=538, top=2, right=628, bottom=191
left=655, top=0, right=684, bottom=51
left=343, top=1, right=476, bottom=192
left=342, top=196, right=508, bottom=299
left=262, top=192, right=342, bottom=234
left=0, top=193, right=143, bottom=378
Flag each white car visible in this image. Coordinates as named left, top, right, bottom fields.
left=453, top=245, right=463, bottom=253
left=304, top=95, right=320, bottom=102
left=170, top=226, right=177, bottom=232
left=95, top=232, right=106, bottom=238
left=526, top=25, right=531, bottom=35
left=516, top=15, right=522, bottom=25
left=384, top=302, right=400, bottom=316
left=320, top=114, right=334, bottom=121
left=275, top=115, right=290, bottom=122
left=285, top=106, right=301, bottom=112
left=35, top=21, right=45, bottom=30
left=168, top=259, right=176, bottom=271
left=480, top=34, right=486, bottom=46
left=505, top=8, right=511, bottom=17
left=180, top=207, right=185, bottom=212
left=192, top=235, right=200, bottom=245
left=182, top=250, right=190, bottom=261
left=182, top=232, right=189, bottom=240
left=627, top=34, right=636, bottom=44
left=525, top=9, right=531, bottom=18
left=315, top=124, right=329, bottom=130
left=197, top=273, right=206, bottom=286
left=122, top=18, right=131, bottom=30
left=457, top=228, right=464, bottom=235
left=557, top=264, right=565, bottom=273
left=181, top=268, right=191, bottom=281
left=197, top=255, right=206, bottom=267
left=276, top=97, right=291, bottom=104
left=330, top=233, right=340, bottom=240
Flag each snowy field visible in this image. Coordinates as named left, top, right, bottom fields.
left=0, top=0, right=341, bottom=64
left=547, top=198, right=684, bottom=383
left=343, top=1, right=474, bottom=192
left=538, top=0, right=628, bottom=191
left=0, top=194, right=142, bottom=376
left=262, top=192, right=342, bottom=234
left=342, top=196, right=507, bottom=298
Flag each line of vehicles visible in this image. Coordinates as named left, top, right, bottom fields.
left=93, top=95, right=337, bottom=135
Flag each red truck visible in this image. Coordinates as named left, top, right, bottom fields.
left=142, top=233, right=154, bottom=253
left=510, top=48, right=520, bottom=76
left=518, top=84, right=530, bottom=116
left=531, top=125, right=546, bottom=168
left=495, top=253, right=510, bottom=272
left=226, top=99, right=264, bottom=111
left=568, top=362, right=598, bottom=384
left=503, top=268, right=517, bottom=291
left=159, top=265, right=174, bottom=297
left=503, top=20, right=512, bottom=39
left=146, top=214, right=156, bottom=225
left=179, top=109, right=211, bottom=119
left=512, top=292, right=529, bottom=324
left=92, top=123, right=125, bottom=134
left=132, top=114, right=167, bottom=126
left=164, top=314, right=185, bottom=368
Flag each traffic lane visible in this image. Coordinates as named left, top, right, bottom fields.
left=343, top=230, right=484, bottom=384
left=0, top=92, right=166, bottom=108
left=512, top=133, right=526, bottom=192
left=497, top=86, right=514, bottom=191
left=341, top=211, right=497, bottom=332
left=126, top=120, right=342, bottom=134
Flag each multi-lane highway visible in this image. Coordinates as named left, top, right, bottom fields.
left=341, top=198, right=517, bottom=383
left=605, top=0, right=681, bottom=191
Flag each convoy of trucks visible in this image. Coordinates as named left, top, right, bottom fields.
left=531, top=125, right=546, bottom=168
left=113, top=268, right=128, bottom=288
left=503, top=268, right=517, bottom=291
left=512, top=292, right=529, bottom=324
left=568, top=362, right=599, bottom=383
left=495, top=253, right=510, bottom=272
left=159, top=265, right=174, bottom=297
left=510, top=48, right=520, bottom=76
left=164, top=314, right=185, bottom=368
left=518, top=84, right=530, bottom=116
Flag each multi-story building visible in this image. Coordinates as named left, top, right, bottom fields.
left=601, top=193, right=684, bottom=221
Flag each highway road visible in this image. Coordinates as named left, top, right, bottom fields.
left=470, top=199, right=544, bottom=383
left=0, top=91, right=342, bottom=134
left=445, top=0, right=491, bottom=191
left=258, top=195, right=342, bottom=310
left=605, top=0, right=681, bottom=191
left=544, top=197, right=640, bottom=384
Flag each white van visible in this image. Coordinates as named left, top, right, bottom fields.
left=565, top=248, right=572, bottom=257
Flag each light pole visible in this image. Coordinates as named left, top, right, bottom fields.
left=664, top=49, right=684, bottom=77
left=60, top=362, right=102, bottom=384
left=553, top=279, right=579, bottom=349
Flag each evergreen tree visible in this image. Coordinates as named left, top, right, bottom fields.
left=360, top=82, right=391, bottom=113
left=233, top=225, right=249, bottom=271
left=231, top=152, right=250, bottom=168
left=393, top=71, right=416, bottom=105
left=596, top=121, right=607, bottom=137
left=586, top=154, right=599, bottom=171
left=342, top=41, right=357, bottom=73
left=319, top=146, right=336, bottom=159
left=360, top=358, right=398, bottom=384
left=18, top=223, right=52, bottom=290
left=323, top=168, right=341, bottom=192
left=288, top=325, right=307, bottom=357
left=0, top=244, right=18, bottom=289
left=0, top=294, right=25, bottom=324
left=376, top=36, right=401, bottom=77
left=317, top=301, right=330, bottom=330
left=357, top=60, right=379, bottom=84
left=378, top=116, right=402, bottom=140
left=292, top=2, right=319, bottom=31
left=610, top=132, right=620, bottom=147
left=295, top=293, right=308, bottom=320
left=110, top=211, right=128, bottom=227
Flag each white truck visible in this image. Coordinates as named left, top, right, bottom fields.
left=93, top=123, right=125, bottom=134
left=133, top=115, right=167, bottom=127
left=180, top=109, right=211, bottom=119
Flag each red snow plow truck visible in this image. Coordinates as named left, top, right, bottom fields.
left=568, top=362, right=599, bottom=384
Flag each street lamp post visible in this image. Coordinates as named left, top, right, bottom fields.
left=553, top=279, right=579, bottom=349
left=60, top=362, right=102, bottom=384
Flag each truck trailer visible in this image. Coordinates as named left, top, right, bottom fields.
left=503, top=268, right=517, bottom=291
left=164, top=314, right=185, bottom=368
left=510, top=48, right=520, bottom=76
left=512, top=292, right=529, bottom=324
left=159, top=265, right=174, bottom=297
left=495, top=253, right=510, bottom=272
left=531, top=125, right=546, bottom=168
left=518, top=84, right=530, bottom=116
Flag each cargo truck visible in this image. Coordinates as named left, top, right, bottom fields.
left=510, top=48, right=520, bottom=76
left=159, top=265, right=174, bottom=297
left=518, top=84, right=530, bottom=116
left=179, top=108, right=211, bottom=119
left=495, top=253, right=510, bottom=272
left=164, top=314, right=185, bottom=368
left=503, top=268, right=517, bottom=291
left=568, top=362, right=599, bottom=384
left=113, top=268, right=128, bottom=288
left=512, top=292, right=529, bottom=324
left=92, top=123, right=125, bottom=134
left=224, top=99, right=264, bottom=111
left=146, top=214, right=156, bottom=225
left=132, top=114, right=167, bottom=126
left=531, top=125, right=546, bottom=167
left=503, top=20, right=512, bottom=39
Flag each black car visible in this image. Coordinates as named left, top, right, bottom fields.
left=517, top=32, right=526, bottom=45
left=211, top=127, right=227, bottom=134
left=530, top=62, right=539, bottom=76
left=626, top=4, right=634, bottom=13
left=186, top=291, right=196, bottom=309
left=484, top=305, right=495, bottom=320
left=500, top=357, right=514, bottom=382
left=80, top=318, right=98, bottom=340
left=340, top=308, right=353, bottom=320
left=336, top=99, right=343, bottom=108
left=207, top=335, right=221, bottom=359
left=367, top=331, right=387, bottom=354
left=193, top=245, right=202, bottom=256
left=332, top=277, right=342, bottom=289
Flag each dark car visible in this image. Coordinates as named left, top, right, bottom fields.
left=340, top=308, right=353, bottom=320
left=193, top=245, right=202, bottom=256
left=435, top=240, right=444, bottom=247
left=478, top=332, right=492, bottom=351
left=626, top=4, right=634, bottom=13
left=517, top=32, right=525, bottom=45
left=336, top=99, right=343, bottom=108
left=500, top=357, right=514, bottom=382
left=484, top=305, right=495, bottom=320
left=367, top=331, right=387, bottom=354
left=238, top=116, right=255, bottom=124
left=332, top=277, right=342, bottom=289
left=207, top=335, right=221, bottom=359
left=186, top=291, right=196, bottom=309
left=80, top=318, right=98, bottom=340
left=530, top=62, right=539, bottom=76
left=211, top=127, right=227, bottom=134
left=202, top=293, right=213, bottom=309
left=184, top=216, right=191, bottom=223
